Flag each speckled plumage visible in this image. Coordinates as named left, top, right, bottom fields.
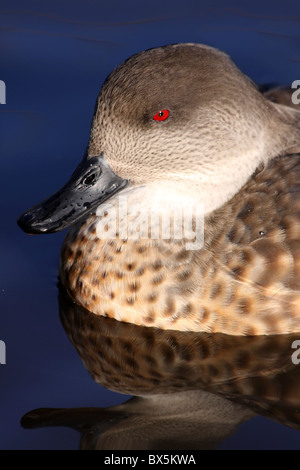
left=59, top=289, right=300, bottom=432
left=60, top=153, right=300, bottom=335
left=21, top=291, right=300, bottom=449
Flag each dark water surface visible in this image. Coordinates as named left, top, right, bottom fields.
left=1, top=0, right=300, bottom=450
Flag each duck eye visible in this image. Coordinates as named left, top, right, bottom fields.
left=153, top=109, right=170, bottom=121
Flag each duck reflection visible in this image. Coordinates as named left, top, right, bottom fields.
left=21, top=286, right=300, bottom=449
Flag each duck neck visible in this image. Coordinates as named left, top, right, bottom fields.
left=93, top=184, right=206, bottom=251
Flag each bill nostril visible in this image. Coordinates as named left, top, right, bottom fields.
left=82, top=172, right=98, bottom=186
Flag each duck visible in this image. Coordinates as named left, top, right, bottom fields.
left=18, top=43, right=300, bottom=336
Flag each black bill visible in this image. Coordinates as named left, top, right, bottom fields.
left=17, top=154, right=129, bottom=234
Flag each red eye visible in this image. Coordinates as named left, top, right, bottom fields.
left=153, top=109, right=170, bottom=121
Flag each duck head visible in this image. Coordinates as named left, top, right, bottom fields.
left=18, top=43, right=300, bottom=234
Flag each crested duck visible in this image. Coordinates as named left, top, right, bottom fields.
left=18, top=43, right=300, bottom=335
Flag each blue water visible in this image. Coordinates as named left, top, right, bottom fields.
left=1, top=0, right=300, bottom=449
